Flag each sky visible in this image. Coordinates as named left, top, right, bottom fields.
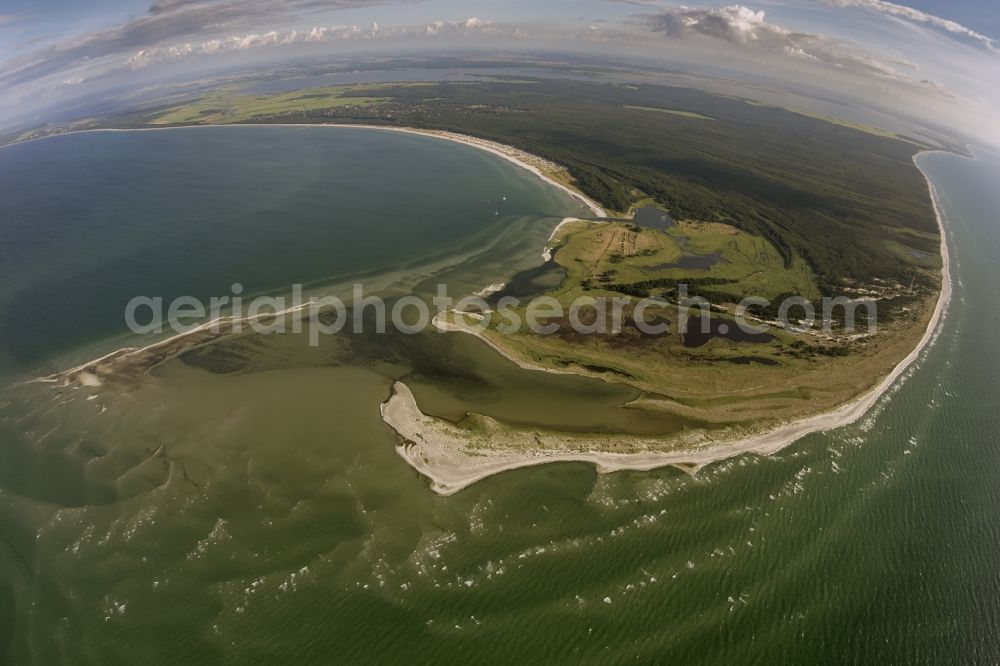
left=0, top=0, right=998, bottom=140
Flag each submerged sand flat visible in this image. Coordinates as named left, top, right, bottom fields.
left=30, top=124, right=605, bottom=393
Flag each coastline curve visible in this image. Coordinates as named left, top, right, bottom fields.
left=380, top=151, right=954, bottom=495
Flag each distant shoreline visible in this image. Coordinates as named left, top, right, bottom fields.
left=6, top=123, right=608, bottom=218
left=380, top=151, right=953, bottom=495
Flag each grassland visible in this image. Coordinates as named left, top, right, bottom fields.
left=445, top=213, right=937, bottom=424
left=438, top=297, right=935, bottom=425
left=548, top=219, right=818, bottom=304
left=784, top=109, right=910, bottom=141
left=143, top=84, right=404, bottom=125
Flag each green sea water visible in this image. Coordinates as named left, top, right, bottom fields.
left=0, top=128, right=998, bottom=663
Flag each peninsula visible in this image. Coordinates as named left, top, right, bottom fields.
left=29, top=77, right=948, bottom=493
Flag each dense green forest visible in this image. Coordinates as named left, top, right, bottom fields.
left=248, top=79, right=940, bottom=292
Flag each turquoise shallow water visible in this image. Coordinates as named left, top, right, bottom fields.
left=0, top=130, right=998, bottom=663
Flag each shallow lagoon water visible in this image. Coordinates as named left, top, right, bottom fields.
left=0, top=130, right=998, bottom=663
left=0, top=126, right=585, bottom=375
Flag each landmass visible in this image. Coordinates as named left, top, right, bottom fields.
left=17, top=70, right=950, bottom=493
left=383, top=155, right=950, bottom=494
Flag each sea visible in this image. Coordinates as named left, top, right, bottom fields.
left=0, top=126, right=997, bottom=663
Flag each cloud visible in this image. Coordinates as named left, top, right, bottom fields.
left=125, top=24, right=372, bottom=69
left=639, top=5, right=907, bottom=78
left=146, top=0, right=386, bottom=17
left=123, top=18, right=506, bottom=70
left=148, top=0, right=224, bottom=14
left=824, top=0, right=998, bottom=52
left=423, top=17, right=496, bottom=36
left=0, top=14, right=21, bottom=25
left=0, top=0, right=394, bottom=90
left=646, top=5, right=777, bottom=43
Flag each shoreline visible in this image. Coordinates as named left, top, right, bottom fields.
left=321, top=124, right=608, bottom=218
left=431, top=311, right=582, bottom=377
left=15, top=124, right=952, bottom=495
left=21, top=122, right=605, bottom=385
left=30, top=301, right=313, bottom=389
left=11, top=123, right=608, bottom=219
left=381, top=151, right=953, bottom=495
left=541, top=217, right=581, bottom=261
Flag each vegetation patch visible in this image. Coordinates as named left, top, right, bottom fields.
left=622, top=105, right=714, bottom=120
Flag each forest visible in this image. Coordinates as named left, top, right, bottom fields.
left=256, top=78, right=941, bottom=292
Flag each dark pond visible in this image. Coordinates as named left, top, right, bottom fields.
left=631, top=206, right=674, bottom=230
left=681, top=315, right=775, bottom=348
left=722, top=355, right=780, bottom=366
left=648, top=251, right=721, bottom=271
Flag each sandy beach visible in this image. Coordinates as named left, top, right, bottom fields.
left=380, top=152, right=953, bottom=495
left=322, top=125, right=609, bottom=218
left=542, top=217, right=582, bottom=261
